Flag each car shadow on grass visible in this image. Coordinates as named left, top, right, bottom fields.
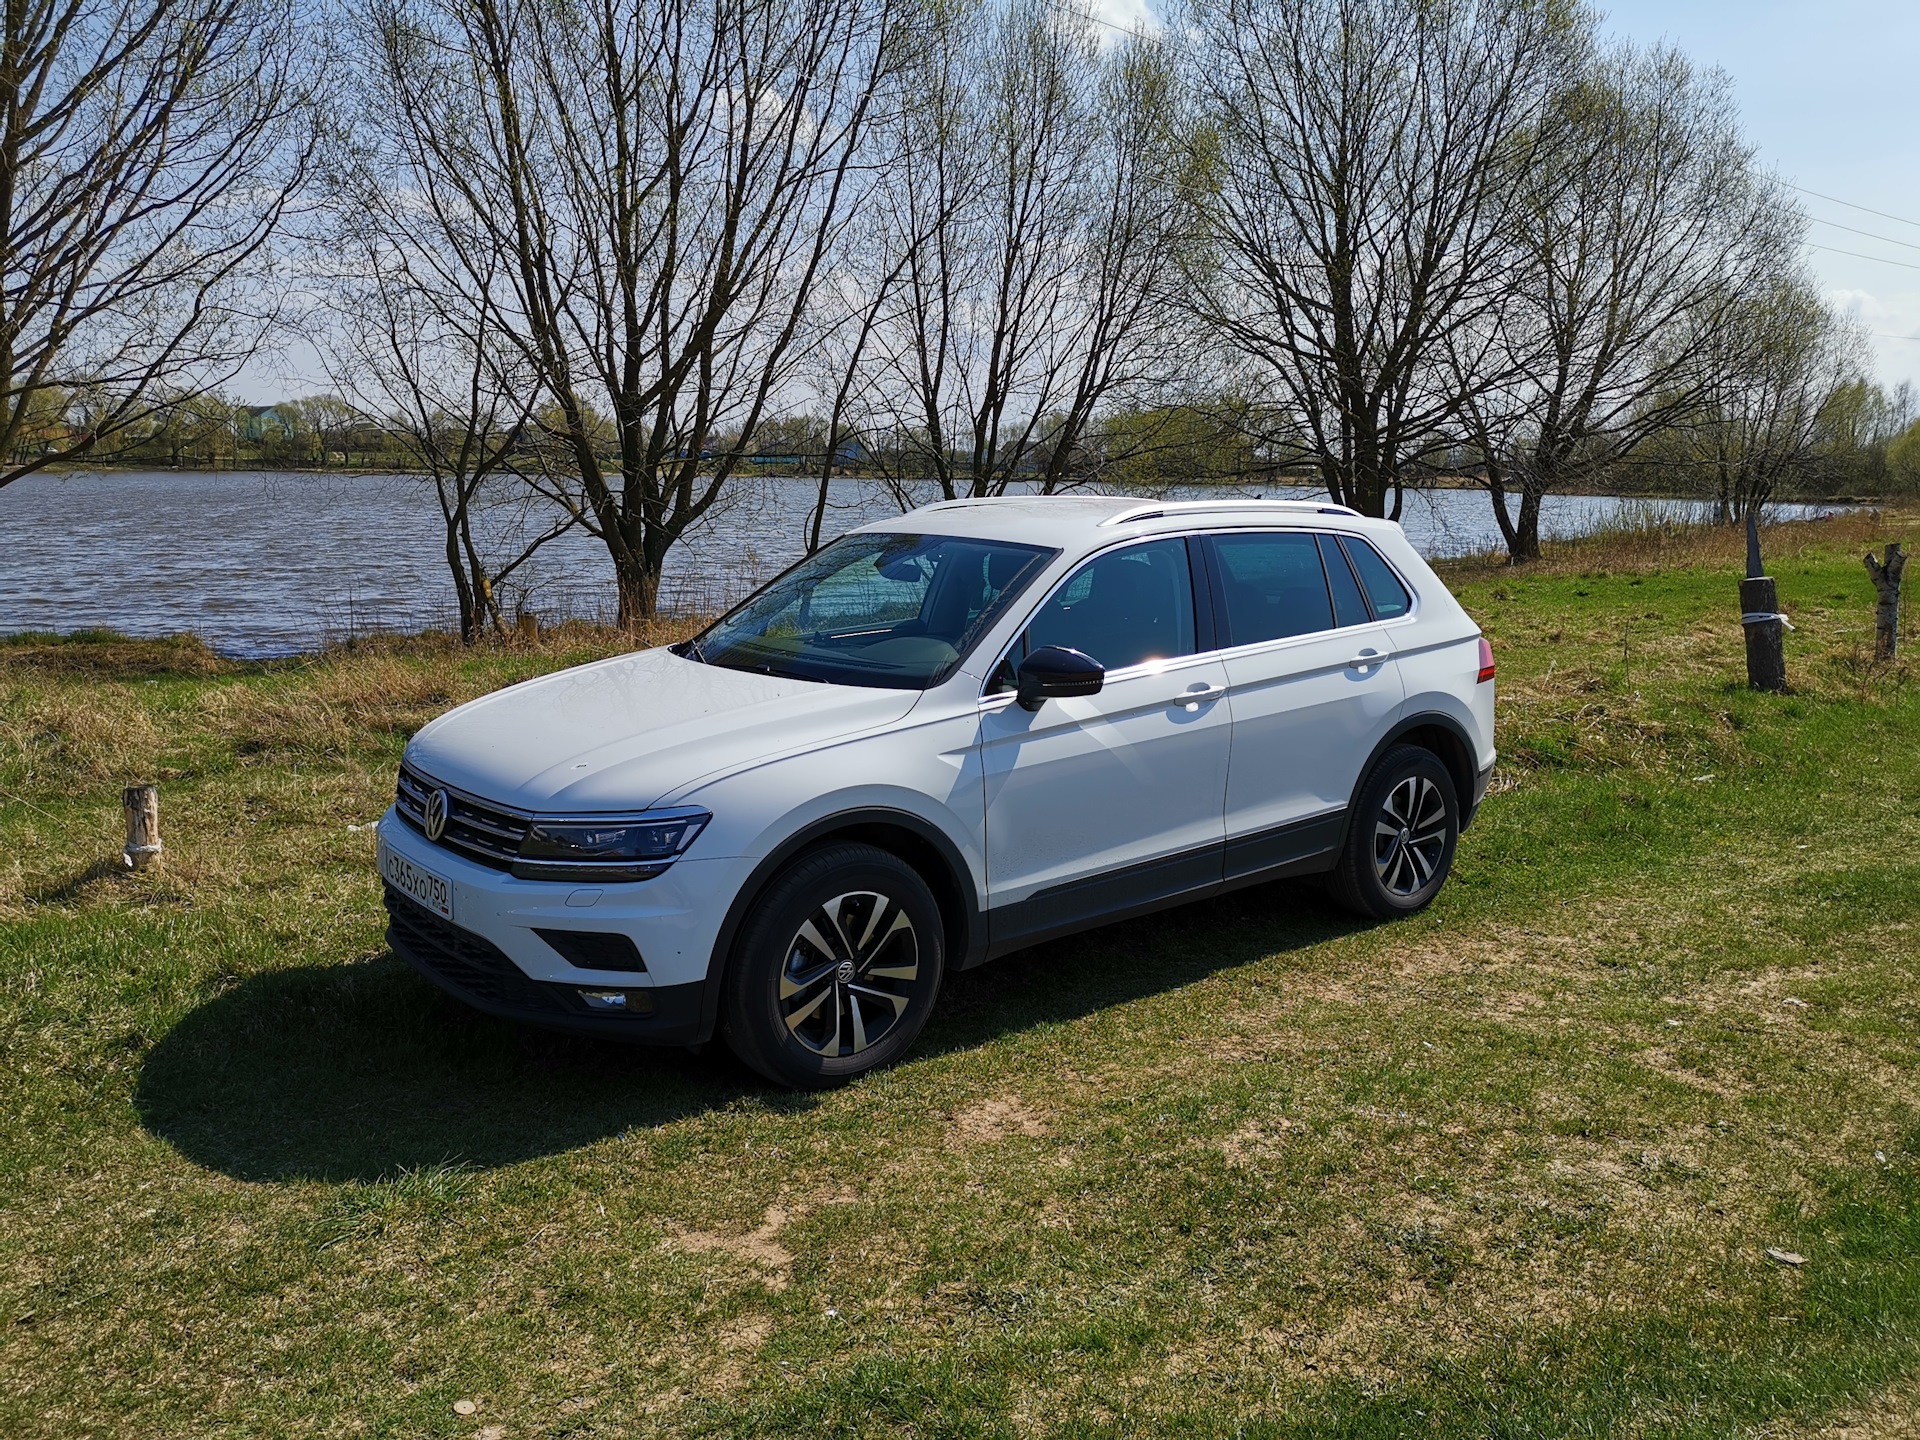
left=918, top=877, right=1371, bottom=1059
left=135, top=878, right=1366, bottom=1185
left=133, top=952, right=785, bottom=1184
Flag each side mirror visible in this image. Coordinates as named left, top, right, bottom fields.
left=1015, top=646, right=1104, bottom=711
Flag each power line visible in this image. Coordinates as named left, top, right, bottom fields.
left=1805, top=242, right=1920, bottom=273
left=1789, top=183, right=1920, bottom=233
left=1041, top=0, right=1149, bottom=37
left=1811, top=215, right=1920, bottom=255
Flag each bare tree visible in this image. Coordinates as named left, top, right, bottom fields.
left=362, top=0, right=901, bottom=621
left=0, top=0, right=316, bottom=489
left=1184, top=0, right=1574, bottom=518
left=835, top=0, right=1195, bottom=512
left=1459, top=42, right=1803, bottom=560
left=1683, top=277, right=1866, bottom=522
left=314, top=160, right=579, bottom=641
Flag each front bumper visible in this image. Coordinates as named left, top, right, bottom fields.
left=376, top=808, right=737, bottom=1045
left=384, top=884, right=705, bottom=1043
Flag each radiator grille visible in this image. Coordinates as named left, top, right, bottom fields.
left=394, top=763, right=531, bottom=871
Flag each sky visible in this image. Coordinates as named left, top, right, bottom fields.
left=1595, top=0, right=1920, bottom=398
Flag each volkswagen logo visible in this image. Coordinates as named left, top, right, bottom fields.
left=423, top=788, right=451, bottom=842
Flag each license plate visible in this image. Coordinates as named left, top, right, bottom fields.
left=380, top=838, right=454, bottom=920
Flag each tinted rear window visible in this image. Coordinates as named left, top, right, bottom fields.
left=1209, top=532, right=1334, bottom=645
left=1318, top=534, right=1371, bottom=628
left=1341, top=537, right=1412, bottom=619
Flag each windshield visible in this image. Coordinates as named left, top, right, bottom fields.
left=683, top=532, right=1056, bottom=689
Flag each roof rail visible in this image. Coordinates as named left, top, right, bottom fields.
left=1097, top=498, right=1360, bottom=526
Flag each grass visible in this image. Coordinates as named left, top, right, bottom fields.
left=2, top=510, right=1919, bottom=1437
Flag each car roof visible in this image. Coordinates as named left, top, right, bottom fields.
left=854, top=493, right=1397, bottom=552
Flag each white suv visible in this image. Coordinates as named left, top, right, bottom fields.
left=377, top=496, right=1495, bottom=1087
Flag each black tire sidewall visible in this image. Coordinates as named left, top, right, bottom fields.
left=722, top=843, right=945, bottom=1088
left=1338, top=746, right=1460, bottom=919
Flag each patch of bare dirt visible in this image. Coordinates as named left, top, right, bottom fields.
left=946, top=1097, right=1048, bottom=1146
left=660, top=1205, right=795, bottom=1291
left=1220, top=1118, right=1295, bottom=1168
left=1771, top=1381, right=1920, bottom=1440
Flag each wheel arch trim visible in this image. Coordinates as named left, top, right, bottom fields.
left=695, top=807, right=983, bottom=1044
left=1346, top=712, right=1482, bottom=839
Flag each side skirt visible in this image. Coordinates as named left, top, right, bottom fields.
left=978, top=809, right=1345, bottom=964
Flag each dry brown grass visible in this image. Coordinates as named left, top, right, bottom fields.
left=0, top=632, right=235, bottom=677
left=1435, top=506, right=1907, bottom=580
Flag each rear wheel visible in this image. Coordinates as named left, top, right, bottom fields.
left=721, top=843, right=945, bottom=1089
left=1328, top=745, right=1459, bottom=919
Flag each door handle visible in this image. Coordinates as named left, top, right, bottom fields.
left=1347, top=652, right=1384, bottom=672
left=1179, top=683, right=1226, bottom=709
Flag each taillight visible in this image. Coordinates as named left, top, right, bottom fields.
left=1476, top=636, right=1496, bottom=684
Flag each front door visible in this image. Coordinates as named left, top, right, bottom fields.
left=980, top=536, right=1231, bottom=951
left=1201, top=530, right=1406, bottom=881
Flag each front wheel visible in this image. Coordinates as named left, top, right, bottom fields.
left=721, top=843, right=945, bottom=1089
left=1327, top=745, right=1459, bottom=919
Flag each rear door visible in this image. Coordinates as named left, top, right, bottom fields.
left=1201, top=530, right=1406, bottom=883
left=979, top=536, right=1232, bottom=949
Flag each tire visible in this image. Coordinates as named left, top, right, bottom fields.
left=721, top=843, right=946, bottom=1089
left=1327, top=745, right=1460, bottom=920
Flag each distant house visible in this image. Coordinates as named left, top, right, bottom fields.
left=235, top=405, right=293, bottom=442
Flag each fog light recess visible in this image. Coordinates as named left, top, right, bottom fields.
left=575, top=988, right=655, bottom=1016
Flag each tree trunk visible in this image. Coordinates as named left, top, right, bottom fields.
left=1864, top=542, right=1907, bottom=660
left=615, top=555, right=661, bottom=626
left=1512, top=488, right=1543, bottom=564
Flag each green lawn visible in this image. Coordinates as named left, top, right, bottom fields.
left=2, top=513, right=1918, bottom=1437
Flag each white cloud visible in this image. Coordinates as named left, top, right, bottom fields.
left=1090, top=0, right=1159, bottom=41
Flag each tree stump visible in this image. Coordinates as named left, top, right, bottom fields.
left=515, top=611, right=539, bottom=643
left=1864, top=543, right=1907, bottom=661
left=123, top=784, right=162, bottom=870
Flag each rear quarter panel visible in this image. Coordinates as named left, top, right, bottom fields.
left=1366, top=525, right=1496, bottom=774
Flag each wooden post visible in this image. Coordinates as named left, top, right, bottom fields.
left=123, top=784, right=162, bottom=871
left=515, top=611, right=538, bottom=643
left=1741, top=511, right=1788, bottom=692
left=1864, top=542, right=1907, bottom=660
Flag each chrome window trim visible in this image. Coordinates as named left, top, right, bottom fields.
left=969, top=525, right=1422, bottom=696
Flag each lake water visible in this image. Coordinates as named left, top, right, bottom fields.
left=0, top=469, right=1852, bottom=657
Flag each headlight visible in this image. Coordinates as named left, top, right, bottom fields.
left=511, top=809, right=710, bottom=882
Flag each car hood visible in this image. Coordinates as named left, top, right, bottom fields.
left=404, top=647, right=920, bottom=812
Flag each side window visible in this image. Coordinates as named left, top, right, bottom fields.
left=1318, top=534, right=1371, bottom=628
left=1341, top=537, right=1413, bottom=619
left=1209, top=531, right=1334, bottom=646
left=992, top=538, right=1198, bottom=686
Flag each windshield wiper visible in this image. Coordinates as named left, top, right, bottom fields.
left=707, top=652, right=825, bottom=683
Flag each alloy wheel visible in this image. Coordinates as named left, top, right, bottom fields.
left=779, top=890, right=920, bottom=1056
left=1371, top=775, right=1449, bottom=897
